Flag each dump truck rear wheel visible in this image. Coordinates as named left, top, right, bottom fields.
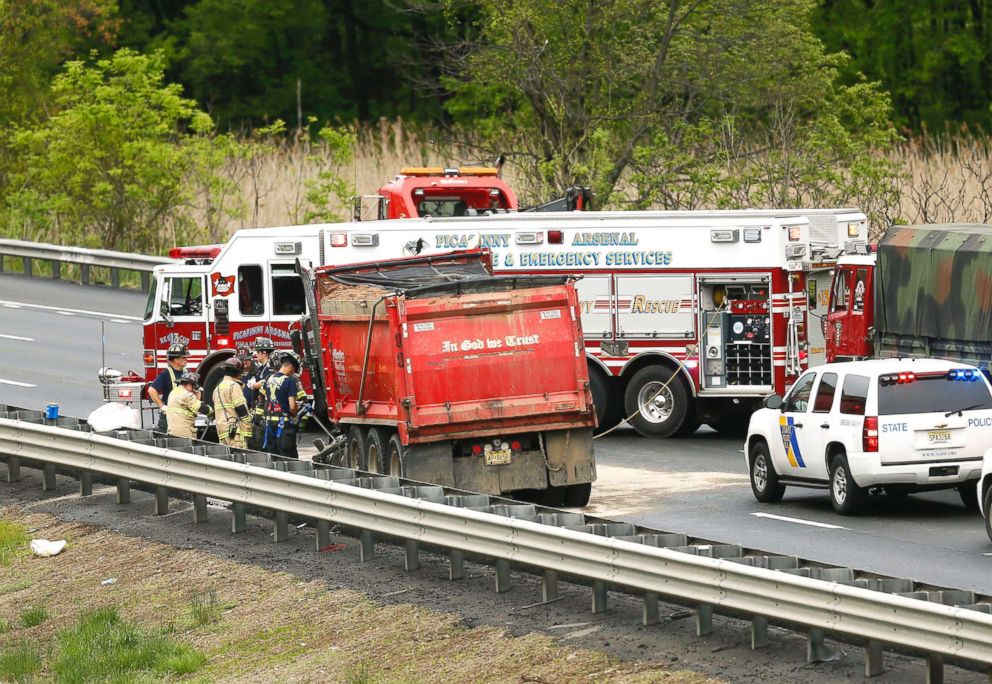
left=365, top=428, right=385, bottom=474
left=386, top=433, right=404, bottom=478
left=347, top=425, right=365, bottom=471
left=589, top=365, right=622, bottom=434
left=563, top=483, right=592, bottom=507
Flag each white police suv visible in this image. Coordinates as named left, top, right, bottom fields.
left=745, top=358, right=992, bottom=515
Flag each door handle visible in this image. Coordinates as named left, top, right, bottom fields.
left=820, top=423, right=829, bottom=429
left=794, top=422, right=803, bottom=428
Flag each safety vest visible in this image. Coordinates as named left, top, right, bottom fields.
left=252, top=364, right=275, bottom=418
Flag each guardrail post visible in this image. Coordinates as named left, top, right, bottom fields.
left=592, top=580, right=608, bottom=613
left=642, top=591, right=658, bottom=625
left=807, top=628, right=835, bottom=663
left=926, top=654, right=943, bottom=684
left=231, top=503, right=247, bottom=533
left=154, top=487, right=169, bottom=515
left=0, top=255, right=4, bottom=273
left=5, top=456, right=21, bottom=482
left=751, top=616, right=769, bottom=648
left=81, top=264, right=90, bottom=286
left=42, top=463, right=56, bottom=491
left=495, top=559, right=510, bottom=592
left=695, top=604, right=713, bottom=636
left=116, top=478, right=130, bottom=504
left=110, top=268, right=120, bottom=289
left=140, top=272, right=150, bottom=292
left=80, top=471, right=92, bottom=496
left=192, top=495, right=208, bottom=522
left=273, top=511, right=289, bottom=541
left=51, top=260, right=61, bottom=280
left=316, top=520, right=330, bottom=550
left=449, top=550, right=465, bottom=580
left=23, top=258, right=32, bottom=277
left=864, top=640, right=884, bottom=677
left=543, top=570, right=559, bottom=603
left=359, top=530, right=374, bottom=561
left=404, top=540, right=420, bottom=571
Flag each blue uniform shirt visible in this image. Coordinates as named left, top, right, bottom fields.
left=272, top=372, right=301, bottom=414
left=150, top=366, right=181, bottom=404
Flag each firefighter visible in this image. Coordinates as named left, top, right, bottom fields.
left=148, top=343, right=189, bottom=432
left=166, top=372, right=212, bottom=439
left=247, top=336, right=276, bottom=450
left=263, top=351, right=307, bottom=458
left=212, top=358, right=252, bottom=449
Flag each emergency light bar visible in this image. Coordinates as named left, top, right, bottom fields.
left=400, top=166, right=499, bottom=177
left=844, top=240, right=870, bottom=255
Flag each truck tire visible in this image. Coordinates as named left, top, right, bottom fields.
left=829, top=454, right=867, bottom=515
left=673, top=402, right=701, bottom=437
left=959, top=482, right=980, bottom=512
left=748, top=440, right=785, bottom=503
left=563, top=482, right=592, bottom=507
left=623, top=366, right=689, bottom=438
left=364, top=427, right=385, bottom=475
left=201, top=363, right=227, bottom=412
left=386, top=433, right=405, bottom=478
left=589, top=365, right=622, bottom=434
left=346, top=425, right=365, bottom=471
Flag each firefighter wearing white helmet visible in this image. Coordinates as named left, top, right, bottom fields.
left=166, top=372, right=212, bottom=439
left=212, top=358, right=252, bottom=449
left=149, top=342, right=189, bottom=432
left=262, top=351, right=306, bottom=458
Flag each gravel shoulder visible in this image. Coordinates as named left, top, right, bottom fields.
left=0, top=471, right=979, bottom=683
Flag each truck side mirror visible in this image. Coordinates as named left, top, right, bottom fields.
left=763, top=394, right=784, bottom=410
left=290, top=326, right=305, bottom=358
left=159, top=301, right=174, bottom=329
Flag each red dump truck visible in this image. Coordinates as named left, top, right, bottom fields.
left=297, top=249, right=597, bottom=506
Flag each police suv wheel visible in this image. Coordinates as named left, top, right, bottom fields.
left=749, top=441, right=785, bottom=503
left=347, top=425, right=365, bottom=471
left=623, top=366, right=689, bottom=438
left=829, top=455, right=866, bottom=515
left=984, top=486, right=992, bottom=544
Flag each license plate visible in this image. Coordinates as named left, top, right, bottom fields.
left=927, top=430, right=952, bottom=445
left=485, top=449, right=512, bottom=466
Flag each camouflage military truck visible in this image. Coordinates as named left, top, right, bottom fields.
left=824, top=224, right=992, bottom=368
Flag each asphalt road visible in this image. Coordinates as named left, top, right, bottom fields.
left=3, top=273, right=992, bottom=595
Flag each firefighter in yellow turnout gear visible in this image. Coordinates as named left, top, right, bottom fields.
left=212, top=358, right=252, bottom=449
left=166, top=372, right=212, bottom=439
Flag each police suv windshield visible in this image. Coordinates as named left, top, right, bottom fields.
left=877, top=372, right=992, bottom=415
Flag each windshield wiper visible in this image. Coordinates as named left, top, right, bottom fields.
left=944, top=403, right=985, bottom=417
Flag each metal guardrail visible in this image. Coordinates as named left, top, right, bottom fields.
left=2, top=415, right=991, bottom=678
left=0, top=239, right=173, bottom=291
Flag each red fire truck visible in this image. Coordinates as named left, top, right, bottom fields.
left=141, top=209, right=864, bottom=437
left=300, top=249, right=596, bottom=503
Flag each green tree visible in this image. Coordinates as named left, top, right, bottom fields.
left=441, top=0, right=899, bottom=224
left=4, top=48, right=240, bottom=253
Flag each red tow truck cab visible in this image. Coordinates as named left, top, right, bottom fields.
left=356, top=167, right=518, bottom=220
left=302, top=249, right=596, bottom=504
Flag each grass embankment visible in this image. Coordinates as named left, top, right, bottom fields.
left=0, top=508, right=718, bottom=683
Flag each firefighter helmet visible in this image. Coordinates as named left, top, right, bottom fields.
left=222, top=358, right=243, bottom=375
left=166, top=343, right=189, bottom=359
left=279, top=351, right=301, bottom=371
left=252, top=336, right=275, bottom=353
left=178, top=371, right=200, bottom=388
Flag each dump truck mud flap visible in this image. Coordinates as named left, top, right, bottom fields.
left=545, top=428, right=596, bottom=487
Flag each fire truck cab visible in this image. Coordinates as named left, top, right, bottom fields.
left=354, top=166, right=519, bottom=220
left=142, top=209, right=864, bottom=437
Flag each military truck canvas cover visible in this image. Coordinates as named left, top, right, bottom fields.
left=876, top=224, right=992, bottom=367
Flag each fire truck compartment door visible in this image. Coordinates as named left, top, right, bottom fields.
left=615, top=275, right=694, bottom=337
left=574, top=276, right=612, bottom=338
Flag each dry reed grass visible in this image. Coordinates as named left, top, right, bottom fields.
left=201, top=119, right=992, bottom=240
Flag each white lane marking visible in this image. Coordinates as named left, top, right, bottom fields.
left=0, top=299, right=142, bottom=321
left=56, top=311, right=75, bottom=316
left=0, top=333, right=34, bottom=341
left=751, top=512, right=849, bottom=530
left=110, top=319, right=131, bottom=324
left=0, top=378, right=36, bottom=388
